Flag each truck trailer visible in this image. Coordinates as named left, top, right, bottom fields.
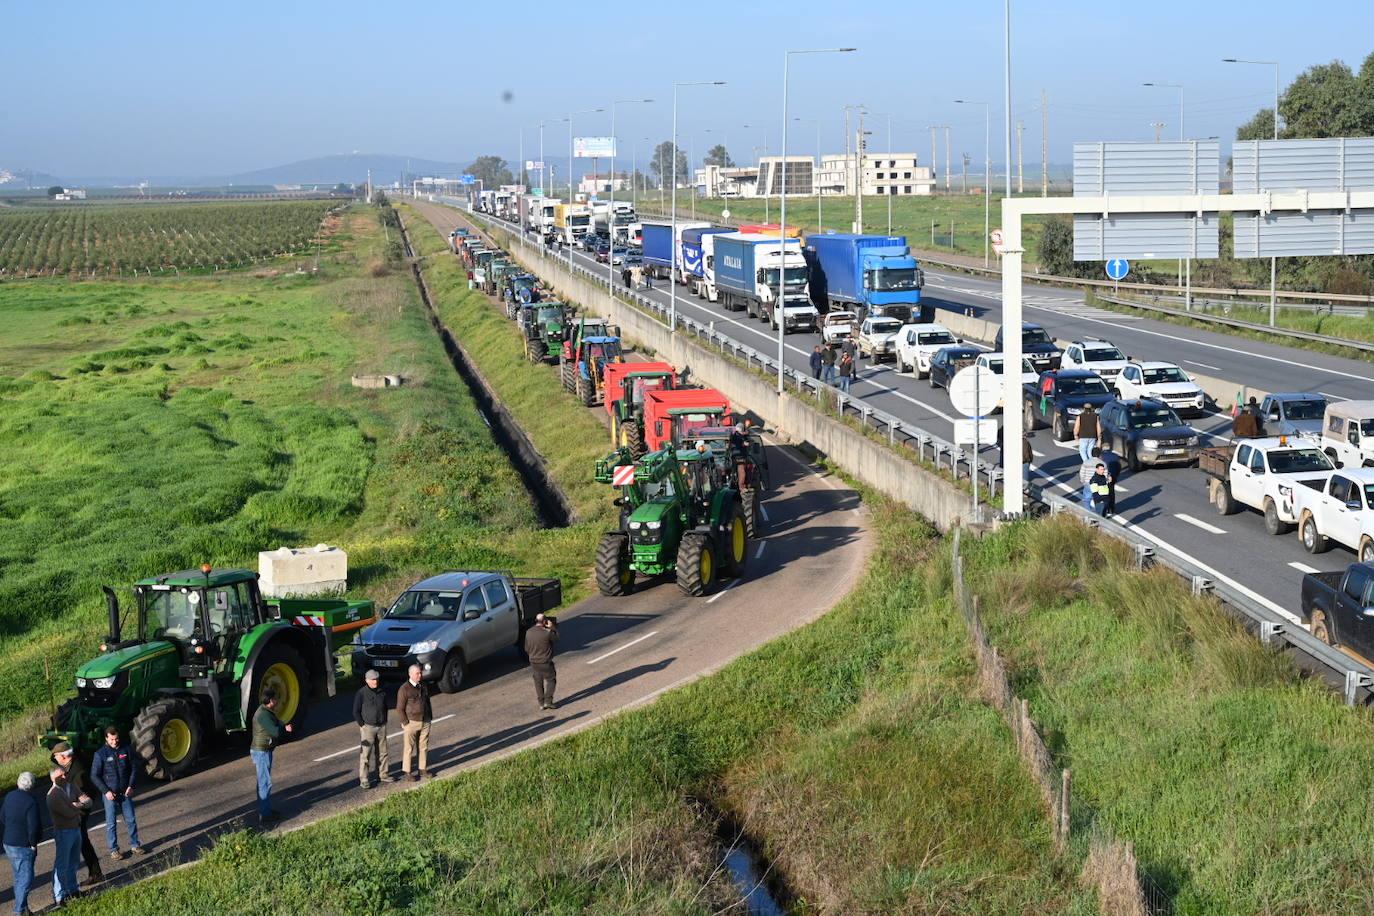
left=640, top=220, right=674, bottom=278
left=805, top=233, right=927, bottom=322
left=710, top=234, right=816, bottom=331
left=682, top=226, right=733, bottom=296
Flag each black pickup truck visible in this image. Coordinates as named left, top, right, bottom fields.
left=1022, top=370, right=1116, bottom=442
left=1301, top=562, right=1374, bottom=657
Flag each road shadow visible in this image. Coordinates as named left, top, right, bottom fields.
left=425, top=709, right=592, bottom=771
left=556, top=657, right=676, bottom=707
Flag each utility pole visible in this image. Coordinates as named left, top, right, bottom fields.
left=1040, top=89, right=1048, bottom=197
left=854, top=109, right=867, bottom=234
left=961, top=153, right=969, bottom=194
left=944, top=127, right=951, bottom=192
left=929, top=126, right=938, bottom=190
left=1016, top=121, right=1024, bottom=193
left=1151, top=121, right=1165, bottom=143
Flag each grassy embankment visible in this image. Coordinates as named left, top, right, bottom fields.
left=0, top=205, right=590, bottom=778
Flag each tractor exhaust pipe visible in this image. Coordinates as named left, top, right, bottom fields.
left=102, top=586, right=121, bottom=646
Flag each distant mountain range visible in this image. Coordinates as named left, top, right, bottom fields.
left=0, top=153, right=470, bottom=190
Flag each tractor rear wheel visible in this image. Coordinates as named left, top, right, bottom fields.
left=250, top=644, right=309, bottom=727
left=596, top=532, right=635, bottom=596
left=133, top=697, right=202, bottom=780
left=725, top=504, right=749, bottom=575
left=676, top=532, right=716, bottom=597
left=624, top=419, right=645, bottom=459
left=742, top=488, right=760, bottom=539
left=576, top=373, right=594, bottom=406
left=560, top=358, right=575, bottom=393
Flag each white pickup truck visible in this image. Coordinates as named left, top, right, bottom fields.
left=1292, top=467, right=1374, bottom=561
left=894, top=323, right=958, bottom=378
left=821, top=310, right=858, bottom=345
left=1202, top=437, right=1334, bottom=535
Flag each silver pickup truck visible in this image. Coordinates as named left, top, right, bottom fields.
left=351, top=571, right=561, bottom=693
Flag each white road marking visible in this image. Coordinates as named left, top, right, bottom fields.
left=1176, top=513, right=1227, bottom=535
left=1319, top=391, right=1347, bottom=401
left=1289, top=561, right=1321, bottom=574
left=1031, top=449, right=1045, bottom=457
left=707, top=580, right=742, bottom=604
left=755, top=542, right=767, bottom=559
left=1184, top=360, right=1221, bottom=370
left=586, top=630, right=659, bottom=665
left=313, top=713, right=456, bottom=762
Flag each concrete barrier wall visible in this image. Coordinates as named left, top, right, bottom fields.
left=471, top=222, right=982, bottom=531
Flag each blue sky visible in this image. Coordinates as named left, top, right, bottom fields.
left=4, top=1, right=1372, bottom=178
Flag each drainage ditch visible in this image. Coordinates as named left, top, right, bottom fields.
left=397, top=220, right=574, bottom=528
left=693, top=799, right=790, bottom=914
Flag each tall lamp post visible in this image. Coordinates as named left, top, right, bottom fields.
left=567, top=107, right=604, bottom=276
left=607, top=98, right=654, bottom=290
left=793, top=117, right=822, bottom=231
left=670, top=81, right=727, bottom=332
left=779, top=47, right=857, bottom=394
left=955, top=99, right=991, bottom=267
left=1224, top=57, right=1281, bottom=326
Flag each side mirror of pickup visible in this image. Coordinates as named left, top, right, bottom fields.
left=1347, top=500, right=1363, bottom=511
left=463, top=609, right=482, bottom=621
left=1362, top=606, right=1374, bottom=620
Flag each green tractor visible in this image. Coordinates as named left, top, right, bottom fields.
left=518, top=300, right=568, bottom=363
left=44, top=567, right=374, bottom=780
left=483, top=257, right=514, bottom=297
left=593, top=446, right=749, bottom=597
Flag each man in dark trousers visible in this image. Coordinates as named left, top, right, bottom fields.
left=250, top=690, right=292, bottom=826
left=51, top=741, right=102, bottom=888
left=354, top=670, right=392, bottom=789
left=2, top=771, right=40, bottom=915
left=46, top=766, right=90, bottom=906
left=525, top=614, right=560, bottom=711
left=90, top=726, right=145, bottom=859
left=809, top=345, right=823, bottom=379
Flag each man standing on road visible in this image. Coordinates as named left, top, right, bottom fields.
left=46, top=766, right=90, bottom=906
left=837, top=351, right=854, bottom=394
left=1099, top=438, right=1122, bottom=516
left=821, top=344, right=837, bottom=385
left=1073, top=404, right=1099, bottom=463
left=809, top=345, right=823, bottom=379
left=90, top=726, right=145, bottom=860
left=1079, top=447, right=1100, bottom=508
left=354, top=670, right=392, bottom=789
left=2, top=772, right=40, bottom=915
left=396, top=665, right=433, bottom=782
left=840, top=336, right=857, bottom=362
left=250, top=689, right=293, bottom=826
left=51, top=742, right=102, bottom=889
left=525, top=614, right=560, bottom=711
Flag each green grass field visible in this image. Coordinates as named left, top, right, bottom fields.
left=0, top=205, right=594, bottom=772
left=0, top=200, right=340, bottom=276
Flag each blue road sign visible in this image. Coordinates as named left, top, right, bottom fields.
left=1105, top=258, right=1130, bottom=281
left=460, top=175, right=476, bottom=185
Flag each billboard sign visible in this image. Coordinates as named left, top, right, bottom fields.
left=574, top=137, right=616, bottom=158
left=525, top=160, right=544, bottom=171
left=1232, top=138, right=1374, bottom=257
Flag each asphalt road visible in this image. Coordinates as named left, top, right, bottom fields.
left=440, top=198, right=1367, bottom=635
left=0, top=226, right=871, bottom=913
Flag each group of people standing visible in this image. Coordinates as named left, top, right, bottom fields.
left=1073, top=404, right=1121, bottom=518
left=809, top=341, right=855, bottom=393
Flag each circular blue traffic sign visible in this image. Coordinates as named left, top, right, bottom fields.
left=1105, top=258, right=1130, bottom=281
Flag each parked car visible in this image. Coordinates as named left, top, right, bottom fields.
left=894, top=323, right=958, bottom=377
left=856, top=316, right=904, bottom=362
left=1292, top=468, right=1374, bottom=559
left=975, top=353, right=1038, bottom=409
left=1113, top=361, right=1207, bottom=417
left=609, top=246, right=631, bottom=265
left=995, top=322, right=1062, bottom=374
left=1259, top=393, right=1327, bottom=438
left=1301, top=562, right=1374, bottom=652
left=928, top=345, right=983, bottom=391
left=1097, top=398, right=1201, bottom=470
left=1022, top=370, right=1115, bottom=442
left=1061, top=339, right=1129, bottom=381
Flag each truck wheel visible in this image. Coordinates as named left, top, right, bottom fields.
left=595, top=532, right=635, bottom=597
left=676, top=532, right=716, bottom=597
left=133, top=697, right=202, bottom=781
left=1052, top=413, right=1070, bottom=442
left=437, top=652, right=467, bottom=694
left=1301, top=515, right=1330, bottom=554
left=251, top=644, right=309, bottom=726
left=742, top=488, right=760, bottom=539
left=1263, top=498, right=1292, bottom=535
left=1310, top=609, right=1336, bottom=646
left=1212, top=481, right=1239, bottom=515
left=1361, top=538, right=1374, bottom=565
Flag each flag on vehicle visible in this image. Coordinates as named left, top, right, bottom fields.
left=1231, top=389, right=1242, bottom=418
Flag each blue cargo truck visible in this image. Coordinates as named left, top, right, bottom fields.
left=711, top=233, right=817, bottom=332
left=640, top=221, right=673, bottom=279
left=805, top=233, right=928, bottom=323
left=681, top=226, right=732, bottom=297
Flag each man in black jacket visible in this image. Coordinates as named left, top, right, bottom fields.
left=90, top=726, right=145, bottom=859
left=354, top=670, right=392, bottom=789
left=524, top=614, right=560, bottom=711
left=51, top=742, right=103, bottom=888
left=2, top=771, right=40, bottom=915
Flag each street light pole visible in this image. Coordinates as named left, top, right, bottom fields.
left=670, top=81, right=726, bottom=333
left=779, top=47, right=856, bottom=395
left=1224, top=57, right=1281, bottom=326
left=607, top=98, right=653, bottom=291
left=955, top=99, right=991, bottom=267
left=1004, top=0, right=1013, bottom=199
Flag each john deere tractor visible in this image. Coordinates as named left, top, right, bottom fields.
left=561, top=316, right=623, bottom=406
left=593, top=446, right=749, bottom=597
left=44, top=567, right=374, bottom=780
left=519, top=301, right=568, bottom=363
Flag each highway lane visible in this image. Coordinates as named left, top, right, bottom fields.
left=435, top=200, right=1361, bottom=630
left=0, top=250, right=871, bottom=913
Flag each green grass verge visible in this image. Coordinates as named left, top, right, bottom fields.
left=75, top=499, right=1094, bottom=915
left=962, top=515, right=1374, bottom=912
left=0, top=206, right=578, bottom=775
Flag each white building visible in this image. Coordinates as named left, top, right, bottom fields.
left=755, top=156, right=815, bottom=197
left=697, top=164, right=759, bottom=199
left=54, top=187, right=88, bottom=201
left=578, top=173, right=631, bottom=194
left=816, top=153, right=934, bottom=196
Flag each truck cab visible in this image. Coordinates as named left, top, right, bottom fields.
left=1023, top=370, right=1115, bottom=441
left=1202, top=436, right=1334, bottom=534
left=1294, top=468, right=1374, bottom=561
left=1259, top=393, right=1326, bottom=438
left=352, top=572, right=560, bottom=694
left=1320, top=400, right=1374, bottom=469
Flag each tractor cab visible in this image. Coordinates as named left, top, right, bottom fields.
left=505, top=273, right=541, bottom=305
left=605, top=361, right=678, bottom=456
left=562, top=332, right=624, bottom=406
left=519, top=301, right=569, bottom=363
left=643, top=388, right=734, bottom=454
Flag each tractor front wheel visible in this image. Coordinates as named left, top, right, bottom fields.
left=596, top=532, right=635, bottom=596
left=676, top=532, right=717, bottom=597
left=133, top=697, right=202, bottom=781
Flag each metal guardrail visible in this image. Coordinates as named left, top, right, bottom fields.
left=1096, top=293, right=1374, bottom=354
left=440, top=195, right=1374, bottom=707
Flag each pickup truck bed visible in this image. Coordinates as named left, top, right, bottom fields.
left=1198, top=446, right=1231, bottom=479
left=513, top=577, right=562, bottom=623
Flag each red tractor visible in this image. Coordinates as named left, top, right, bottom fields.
left=604, top=362, right=678, bottom=458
